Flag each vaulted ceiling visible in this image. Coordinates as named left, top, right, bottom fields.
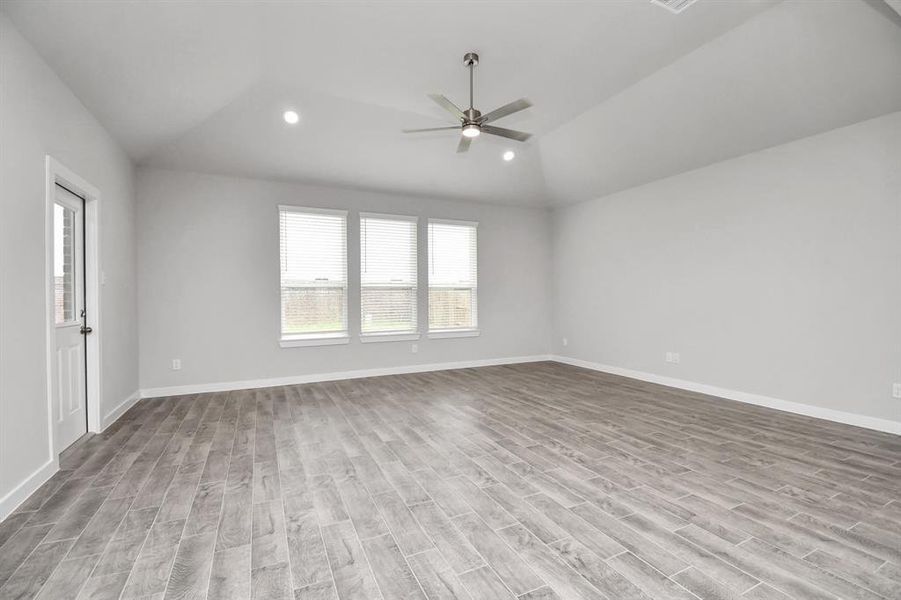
left=4, top=0, right=901, bottom=206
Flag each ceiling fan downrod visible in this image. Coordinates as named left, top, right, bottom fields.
left=464, top=52, right=478, bottom=110
left=463, top=52, right=481, bottom=126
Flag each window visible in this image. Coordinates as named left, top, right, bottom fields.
left=428, top=219, right=478, bottom=335
left=279, top=206, right=348, bottom=346
left=360, top=214, right=418, bottom=339
left=53, top=202, right=77, bottom=324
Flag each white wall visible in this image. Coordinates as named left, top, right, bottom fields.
left=0, top=14, right=139, bottom=514
left=136, top=168, right=551, bottom=392
left=552, top=112, right=901, bottom=426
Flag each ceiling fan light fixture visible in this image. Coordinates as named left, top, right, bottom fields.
left=462, top=123, right=480, bottom=138
left=403, top=53, right=531, bottom=152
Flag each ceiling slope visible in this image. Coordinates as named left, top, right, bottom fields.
left=540, top=0, right=901, bottom=204
left=4, top=1, right=900, bottom=206
left=0, top=1, right=261, bottom=159
left=143, top=82, right=553, bottom=206
left=1, top=0, right=778, bottom=206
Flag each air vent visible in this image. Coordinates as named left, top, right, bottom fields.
left=651, top=0, right=700, bottom=14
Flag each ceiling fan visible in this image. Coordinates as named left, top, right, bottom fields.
left=403, top=52, right=532, bottom=153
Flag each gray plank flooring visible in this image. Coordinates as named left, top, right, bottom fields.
left=1, top=361, right=899, bottom=599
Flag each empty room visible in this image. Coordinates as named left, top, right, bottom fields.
left=1, top=0, right=900, bottom=598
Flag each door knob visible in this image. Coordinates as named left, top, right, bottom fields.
left=80, top=325, right=93, bottom=335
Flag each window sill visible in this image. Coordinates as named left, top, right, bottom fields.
left=280, top=334, right=349, bottom=348
left=360, top=332, right=421, bottom=343
left=427, top=329, right=480, bottom=339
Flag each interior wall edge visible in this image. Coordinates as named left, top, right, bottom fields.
left=0, top=457, right=58, bottom=522
left=552, top=354, right=901, bottom=435
left=139, top=354, right=552, bottom=399
left=0, top=385, right=146, bottom=521
left=101, top=390, right=142, bottom=430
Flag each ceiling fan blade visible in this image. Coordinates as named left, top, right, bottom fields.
left=479, top=98, right=532, bottom=124
left=481, top=125, right=531, bottom=142
left=456, top=136, right=472, bottom=153
left=402, top=126, right=460, bottom=133
left=428, top=94, right=465, bottom=120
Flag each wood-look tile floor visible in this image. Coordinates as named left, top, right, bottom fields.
left=1, top=362, right=900, bottom=600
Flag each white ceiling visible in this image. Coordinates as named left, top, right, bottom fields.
left=3, top=0, right=900, bottom=207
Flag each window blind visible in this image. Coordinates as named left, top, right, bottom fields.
left=279, top=206, right=347, bottom=338
left=428, top=219, right=478, bottom=331
left=361, top=214, right=418, bottom=335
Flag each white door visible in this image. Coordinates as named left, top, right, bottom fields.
left=53, top=184, right=88, bottom=449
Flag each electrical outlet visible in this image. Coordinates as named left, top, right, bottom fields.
left=171, top=358, right=181, bottom=371
left=672, top=352, right=680, bottom=364
left=665, top=352, right=680, bottom=364
left=411, top=344, right=418, bottom=354
left=562, top=337, right=568, bottom=347
left=893, top=383, right=901, bottom=399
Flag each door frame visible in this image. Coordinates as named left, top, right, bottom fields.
left=44, top=156, right=102, bottom=457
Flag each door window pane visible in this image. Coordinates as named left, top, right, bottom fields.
left=54, top=203, right=76, bottom=324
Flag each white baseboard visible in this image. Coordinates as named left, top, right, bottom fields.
left=101, top=390, right=142, bottom=430
left=1, top=389, right=141, bottom=521
left=551, top=355, right=901, bottom=435
left=140, top=355, right=553, bottom=399
left=0, top=457, right=58, bottom=521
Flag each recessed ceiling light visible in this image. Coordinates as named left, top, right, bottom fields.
left=283, top=110, right=299, bottom=125
left=503, top=150, right=515, bottom=161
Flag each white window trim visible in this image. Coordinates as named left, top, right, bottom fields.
left=278, top=204, right=348, bottom=217
left=427, top=329, right=480, bottom=339
left=359, top=331, right=421, bottom=343
left=359, top=211, right=418, bottom=222
left=280, top=332, right=350, bottom=348
left=278, top=205, right=349, bottom=345
left=428, top=217, right=479, bottom=228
